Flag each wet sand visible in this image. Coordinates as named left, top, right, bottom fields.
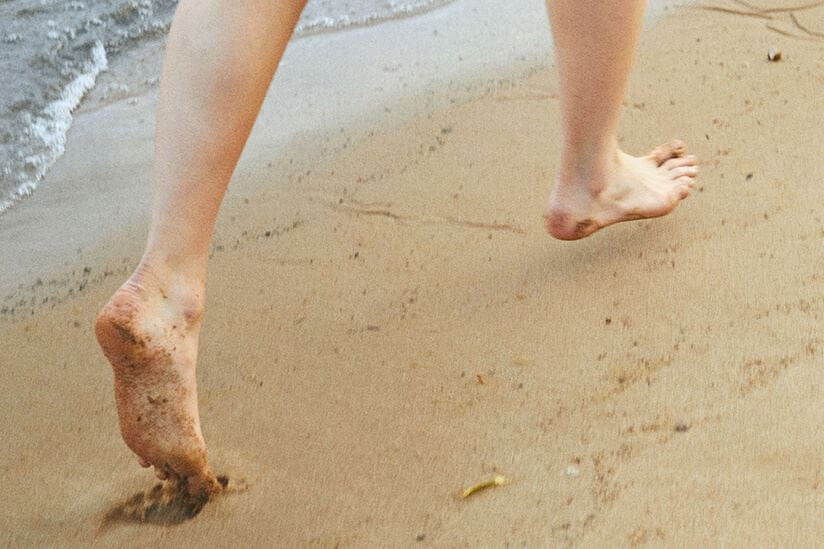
left=2, top=1, right=824, bottom=546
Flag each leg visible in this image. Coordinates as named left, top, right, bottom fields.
left=544, top=0, right=698, bottom=240
left=95, top=0, right=306, bottom=497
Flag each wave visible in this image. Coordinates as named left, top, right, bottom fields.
left=1, top=41, right=108, bottom=213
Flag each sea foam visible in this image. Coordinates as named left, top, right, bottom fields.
left=296, top=0, right=456, bottom=36
left=0, top=41, right=108, bottom=213
left=0, top=40, right=108, bottom=212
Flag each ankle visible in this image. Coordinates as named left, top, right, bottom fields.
left=124, top=259, right=206, bottom=323
left=558, top=139, right=620, bottom=195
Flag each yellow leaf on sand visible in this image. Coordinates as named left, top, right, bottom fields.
left=461, top=475, right=510, bottom=499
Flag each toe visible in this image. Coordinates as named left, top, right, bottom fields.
left=165, top=451, right=221, bottom=499
left=649, top=140, right=686, bottom=166
left=185, top=470, right=223, bottom=499
left=676, top=176, right=695, bottom=188
left=662, top=155, right=697, bottom=170
left=670, top=166, right=698, bottom=179
left=674, top=186, right=691, bottom=200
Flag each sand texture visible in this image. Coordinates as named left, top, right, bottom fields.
left=2, top=1, right=824, bottom=546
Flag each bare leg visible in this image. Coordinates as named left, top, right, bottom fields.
left=544, top=0, right=698, bottom=240
left=95, top=0, right=306, bottom=497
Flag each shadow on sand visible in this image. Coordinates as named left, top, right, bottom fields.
left=100, top=475, right=232, bottom=529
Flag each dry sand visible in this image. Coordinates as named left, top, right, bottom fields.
left=2, top=0, right=824, bottom=546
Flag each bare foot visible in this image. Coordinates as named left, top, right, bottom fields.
left=95, top=266, right=220, bottom=499
left=545, top=140, right=698, bottom=240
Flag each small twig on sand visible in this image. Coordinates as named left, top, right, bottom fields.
left=729, top=0, right=762, bottom=10
left=695, top=5, right=772, bottom=19
left=765, top=22, right=824, bottom=40
left=755, top=1, right=824, bottom=14
left=699, top=0, right=824, bottom=18
left=790, top=11, right=824, bottom=38
left=766, top=23, right=802, bottom=37
left=701, top=1, right=824, bottom=43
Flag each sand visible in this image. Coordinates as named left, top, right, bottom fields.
left=2, top=0, right=824, bottom=546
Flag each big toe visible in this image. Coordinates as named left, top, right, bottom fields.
left=185, top=470, right=223, bottom=499
left=649, top=140, right=686, bottom=166
left=162, top=448, right=220, bottom=498
left=674, top=181, right=692, bottom=200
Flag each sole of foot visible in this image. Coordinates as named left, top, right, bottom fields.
left=95, top=274, right=221, bottom=499
left=545, top=140, right=698, bottom=240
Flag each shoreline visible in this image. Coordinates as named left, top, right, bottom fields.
left=2, top=0, right=552, bottom=297
left=0, top=0, right=464, bottom=217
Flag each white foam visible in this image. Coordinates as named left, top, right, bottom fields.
left=295, top=0, right=456, bottom=36
left=0, top=41, right=108, bottom=214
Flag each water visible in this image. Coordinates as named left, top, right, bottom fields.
left=0, top=0, right=457, bottom=214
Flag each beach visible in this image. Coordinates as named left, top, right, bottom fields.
left=0, top=0, right=460, bottom=214
left=2, top=0, right=824, bottom=546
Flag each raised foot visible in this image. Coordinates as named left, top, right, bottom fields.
left=95, top=273, right=220, bottom=499
left=545, top=140, right=698, bottom=240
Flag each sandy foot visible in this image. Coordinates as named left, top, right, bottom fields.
left=545, top=141, right=698, bottom=240
left=95, top=269, right=220, bottom=498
